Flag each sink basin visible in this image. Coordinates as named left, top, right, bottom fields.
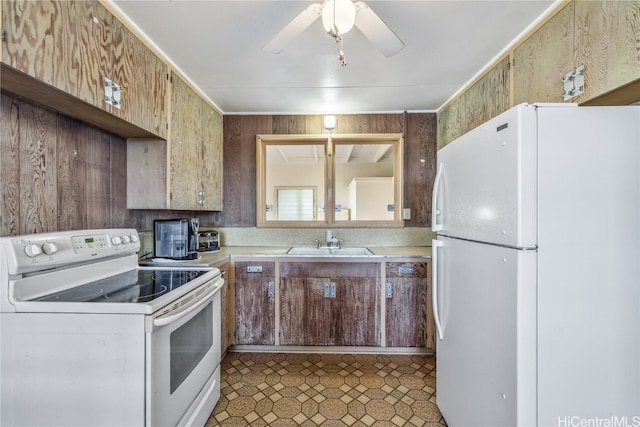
left=286, top=246, right=373, bottom=256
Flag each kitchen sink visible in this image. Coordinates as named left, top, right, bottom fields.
left=286, top=246, right=373, bottom=256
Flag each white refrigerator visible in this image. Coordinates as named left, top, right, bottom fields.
left=431, top=103, right=640, bottom=426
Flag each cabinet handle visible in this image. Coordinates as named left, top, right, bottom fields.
left=267, top=281, right=275, bottom=300
left=197, top=191, right=205, bottom=205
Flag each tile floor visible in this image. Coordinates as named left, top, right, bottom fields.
left=207, top=352, right=447, bottom=426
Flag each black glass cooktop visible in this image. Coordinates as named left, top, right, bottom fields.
left=35, top=269, right=209, bottom=303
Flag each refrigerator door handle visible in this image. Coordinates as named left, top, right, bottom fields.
left=432, top=239, right=444, bottom=340
left=432, top=162, right=444, bottom=231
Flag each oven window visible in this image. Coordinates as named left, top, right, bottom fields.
left=170, top=302, right=213, bottom=394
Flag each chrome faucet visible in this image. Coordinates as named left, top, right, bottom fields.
left=323, top=230, right=341, bottom=248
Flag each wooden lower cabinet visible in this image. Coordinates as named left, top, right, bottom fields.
left=385, top=262, right=434, bottom=349
left=234, top=261, right=275, bottom=345
left=279, top=262, right=381, bottom=346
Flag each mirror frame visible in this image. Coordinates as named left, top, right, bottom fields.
left=256, top=133, right=404, bottom=228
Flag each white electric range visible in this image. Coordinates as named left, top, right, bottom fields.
left=0, top=228, right=223, bottom=427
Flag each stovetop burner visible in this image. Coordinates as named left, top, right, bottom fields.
left=35, top=269, right=209, bottom=303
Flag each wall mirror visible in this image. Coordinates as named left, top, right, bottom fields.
left=256, top=133, right=403, bottom=228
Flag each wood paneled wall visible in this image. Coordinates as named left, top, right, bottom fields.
left=0, top=91, right=126, bottom=235
left=0, top=92, right=436, bottom=235
left=222, top=113, right=437, bottom=228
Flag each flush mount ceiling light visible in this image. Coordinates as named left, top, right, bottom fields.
left=264, top=0, right=404, bottom=66
left=323, top=115, right=337, bottom=130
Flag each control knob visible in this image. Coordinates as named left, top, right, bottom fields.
left=122, top=235, right=131, bottom=244
left=111, top=236, right=122, bottom=246
left=24, top=243, right=42, bottom=258
left=130, top=234, right=139, bottom=243
left=42, top=242, right=58, bottom=255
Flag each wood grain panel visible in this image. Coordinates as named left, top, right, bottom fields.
left=2, top=1, right=68, bottom=89
left=222, top=113, right=433, bottom=228
left=466, top=57, right=510, bottom=131
left=234, top=261, right=276, bottom=345
left=85, top=126, right=112, bottom=228
left=280, top=261, right=380, bottom=278
left=279, top=276, right=307, bottom=345
left=405, top=113, right=436, bottom=227
left=0, top=95, right=20, bottom=236
left=338, top=114, right=372, bottom=133
left=513, top=2, right=574, bottom=105
left=56, top=114, right=87, bottom=230
left=0, top=91, right=134, bottom=235
left=200, top=101, right=223, bottom=210
left=279, top=262, right=380, bottom=346
left=113, top=18, right=168, bottom=138
left=369, top=114, right=404, bottom=133
left=76, top=0, right=112, bottom=107
left=170, top=72, right=201, bottom=209
left=574, top=0, right=640, bottom=104
left=221, top=115, right=242, bottom=226
left=385, top=262, right=430, bottom=348
left=110, top=134, right=129, bottom=228
left=19, top=100, right=57, bottom=234
left=437, top=94, right=466, bottom=149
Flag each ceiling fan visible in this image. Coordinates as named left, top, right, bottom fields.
left=263, top=0, right=404, bottom=64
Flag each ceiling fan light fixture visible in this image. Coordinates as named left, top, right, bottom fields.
left=321, top=0, right=356, bottom=35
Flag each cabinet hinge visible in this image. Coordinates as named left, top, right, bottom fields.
left=1, top=29, right=6, bottom=42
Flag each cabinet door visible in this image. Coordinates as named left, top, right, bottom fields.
left=280, top=262, right=380, bottom=346
left=512, top=2, right=574, bottom=105
left=76, top=0, right=112, bottom=108
left=234, top=261, right=275, bottom=345
left=111, top=18, right=168, bottom=139
left=2, top=0, right=82, bottom=95
left=169, top=72, right=201, bottom=210
left=200, top=105, right=223, bottom=211
left=385, top=261, right=433, bottom=349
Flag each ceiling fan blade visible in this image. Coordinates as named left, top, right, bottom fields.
left=263, top=3, right=323, bottom=54
left=354, top=1, right=404, bottom=57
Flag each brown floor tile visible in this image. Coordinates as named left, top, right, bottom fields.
left=206, top=352, right=447, bottom=427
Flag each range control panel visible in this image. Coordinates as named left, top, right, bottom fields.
left=1, top=229, right=140, bottom=275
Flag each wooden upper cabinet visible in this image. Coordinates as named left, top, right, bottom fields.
left=1, top=0, right=167, bottom=138
left=2, top=0, right=82, bottom=93
left=110, top=16, right=168, bottom=139
left=573, top=0, right=640, bottom=104
left=169, top=72, right=223, bottom=211
left=127, top=72, right=223, bottom=211
left=512, top=2, right=575, bottom=105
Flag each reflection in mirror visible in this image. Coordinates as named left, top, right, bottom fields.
left=276, top=187, right=316, bottom=220
left=334, top=143, right=394, bottom=221
left=257, top=134, right=403, bottom=227
left=265, top=144, right=325, bottom=222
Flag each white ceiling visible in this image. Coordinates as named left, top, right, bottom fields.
left=109, top=0, right=558, bottom=115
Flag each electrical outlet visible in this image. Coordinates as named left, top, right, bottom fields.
left=402, top=208, right=411, bottom=220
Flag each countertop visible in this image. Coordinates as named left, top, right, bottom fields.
left=140, top=246, right=432, bottom=267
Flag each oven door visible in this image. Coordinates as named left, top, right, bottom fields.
left=146, top=275, right=223, bottom=427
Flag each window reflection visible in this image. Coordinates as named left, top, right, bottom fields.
left=257, top=134, right=403, bottom=227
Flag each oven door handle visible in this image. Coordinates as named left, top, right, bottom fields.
left=153, top=279, right=223, bottom=327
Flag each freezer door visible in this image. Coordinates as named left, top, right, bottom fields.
left=433, top=236, right=536, bottom=426
left=434, top=104, right=537, bottom=248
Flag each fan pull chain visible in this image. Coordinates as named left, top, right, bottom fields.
left=337, top=36, right=347, bottom=67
